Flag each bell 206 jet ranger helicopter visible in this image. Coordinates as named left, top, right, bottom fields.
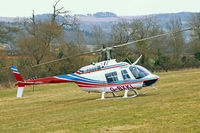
left=10, top=28, right=192, bottom=99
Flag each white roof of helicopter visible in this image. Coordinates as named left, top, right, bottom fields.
left=77, top=59, right=129, bottom=74
left=81, top=59, right=117, bottom=70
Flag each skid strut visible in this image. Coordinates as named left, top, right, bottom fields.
left=100, top=89, right=146, bottom=100
left=123, top=89, right=139, bottom=98
left=123, top=90, right=129, bottom=98
left=101, top=92, right=105, bottom=99
left=112, top=92, right=118, bottom=97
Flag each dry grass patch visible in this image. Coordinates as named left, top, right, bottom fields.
left=0, top=69, right=200, bottom=133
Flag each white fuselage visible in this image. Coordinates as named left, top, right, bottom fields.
left=62, top=59, right=159, bottom=93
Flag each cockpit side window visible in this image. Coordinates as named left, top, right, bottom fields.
left=121, top=70, right=131, bottom=80
left=105, top=71, right=119, bottom=83
left=129, top=66, right=149, bottom=79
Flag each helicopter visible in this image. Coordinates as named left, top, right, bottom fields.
left=10, top=28, right=192, bottom=99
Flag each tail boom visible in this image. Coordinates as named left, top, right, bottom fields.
left=23, top=77, right=73, bottom=86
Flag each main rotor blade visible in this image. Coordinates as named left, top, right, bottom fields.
left=32, top=50, right=98, bottom=68
left=112, top=27, right=192, bottom=49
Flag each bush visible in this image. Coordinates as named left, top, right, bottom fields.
left=0, top=50, right=14, bottom=88
left=194, top=52, right=200, bottom=61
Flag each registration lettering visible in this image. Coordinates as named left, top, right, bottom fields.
left=110, top=84, right=135, bottom=92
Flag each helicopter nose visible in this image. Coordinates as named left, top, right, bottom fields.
left=143, top=74, right=159, bottom=87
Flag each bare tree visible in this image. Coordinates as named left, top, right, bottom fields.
left=52, top=0, right=78, bottom=29
left=112, top=21, right=130, bottom=44
left=14, top=0, right=87, bottom=78
left=111, top=21, right=131, bottom=61
left=60, top=44, right=90, bottom=73
left=0, top=49, right=12, bottom=87
left=17, top=21, right=64, bottom=64
left=91, top=25, right=105, bottom=45
left=91, top=25, right=108, bottom=60
left=129, top=17, right=160, bottom=65
left=0, top=23, right=19, bottom=44
left=52, top=0, right=66, bottom=22
left=166, top=17, right=184, bottom=61
left=189, top=13, right=200, bottom=54
left=16, top=0, right=78, bottom=65
left=71, top=25, right=86, bottom=45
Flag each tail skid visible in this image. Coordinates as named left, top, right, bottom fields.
left=10, top=65, right=25, bottom=98
left=16, top=87, right=24, bottom=98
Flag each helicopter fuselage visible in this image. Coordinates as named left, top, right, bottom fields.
left=12, top=59, right=159, bottom=98
left=24, top=59, right=158, bottom=92
left=65, top=59, right=159, bottom=93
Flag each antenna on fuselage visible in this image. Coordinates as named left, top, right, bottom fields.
left=126, top=58, right=132, bottom=64
left=133, top=55, right=142, bottom=65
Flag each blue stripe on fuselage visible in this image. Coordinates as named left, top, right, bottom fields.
left=56, top=73, right=158, bottom=85
left=55, top=74, right=105, bottom=84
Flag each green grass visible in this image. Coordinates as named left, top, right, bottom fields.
left=0, top=69, right=200, bottom=133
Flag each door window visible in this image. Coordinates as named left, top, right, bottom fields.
left=121, top=70, right=131, bottom=80
left=105, top=72, right=119, bottom=83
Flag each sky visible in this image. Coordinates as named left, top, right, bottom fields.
left=0, top=0, right=200, bottom=17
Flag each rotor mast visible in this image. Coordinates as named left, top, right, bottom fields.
left=106, top=49, right=111, bottom=60
left=103, top=47, right=112, bottom=60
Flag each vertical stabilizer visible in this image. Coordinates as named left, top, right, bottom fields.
left=10, top=65, right=24, bottom=82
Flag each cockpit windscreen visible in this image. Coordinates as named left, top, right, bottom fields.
left=129, top=65, right=150, bottom=79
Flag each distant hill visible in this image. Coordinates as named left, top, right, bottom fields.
left=0, top=12, right=198, bottom=44
left=152, top=12, right=195, bottom=29
left=74, top=12, right=118, bottom=18
left=93, top=12, right=117, bottom=17
left=1, top=12, right=196, bottom=23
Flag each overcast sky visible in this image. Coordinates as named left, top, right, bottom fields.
left=0, top=0, right=199, bottom=17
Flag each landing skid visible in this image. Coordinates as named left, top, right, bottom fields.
left=99, top=89, right=146, bottom=100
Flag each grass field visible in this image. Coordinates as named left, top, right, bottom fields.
left=0, top=69, right=200, bottom=133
